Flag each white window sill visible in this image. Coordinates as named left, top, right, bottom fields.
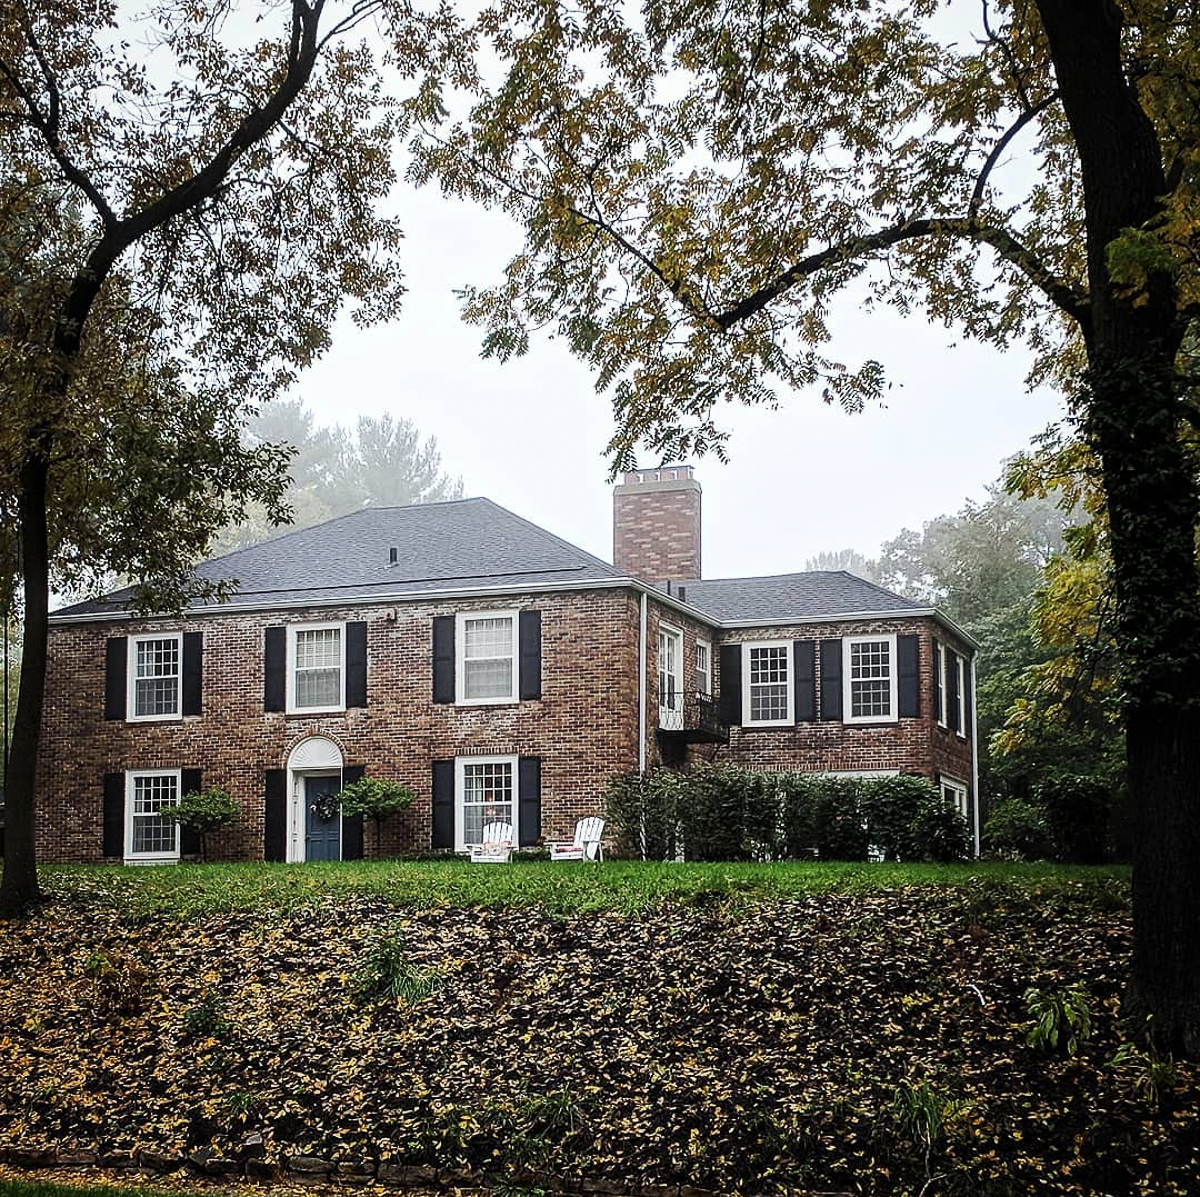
left=844, top=715, right=900, bottom=726
left=743, top=719, right=794, bottom=729
left=124, top=856, right=180, bottom=867
left=285, top=704, right=347, bottom=716
left=126, top=713, right=182, bottom=724
left=456, top=696, right=518, bottom=707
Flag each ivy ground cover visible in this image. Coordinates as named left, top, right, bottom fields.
left=1, top=864, right=1196, bottom=1196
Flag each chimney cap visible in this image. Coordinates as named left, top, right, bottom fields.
left=620, top=463, right=695, bottom=486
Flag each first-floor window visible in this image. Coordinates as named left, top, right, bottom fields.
left=129, top=633, right=182, bottom=720
left=941, top=776, right=970, bottom=822
left=743, top=641, right=792, bottom=725
left=845, top=634, right=898, bottom=723
left=456, top=756, right=516, bottom=850
left=127, top=770, right=181, bottom=861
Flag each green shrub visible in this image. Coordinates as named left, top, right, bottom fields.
left=337, top=776, right=416, bottom=851
left=812, top=778, right=869, bottom=861
left=777, top=773, right=818, bottom=858
left=983, top=797, right=1053, bottom=860
left=910, top=795, right=971, bottom=862
left=161, top=786, right=240, bottom=862
left=182, top=990, right=231, bottom=1040
left=1035, top=774, right=1112, bottom=863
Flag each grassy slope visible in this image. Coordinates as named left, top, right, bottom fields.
left=43, top=858, right=1128, bottom=917
left=2, top=864, right=1196, bottom=1197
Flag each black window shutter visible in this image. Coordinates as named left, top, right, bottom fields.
left=432, top=616, right=456, bottom=703
left=264, top=626, right=286, bottom=712
left=102, top=773, right=125, bottom=857
left=105, top=637, right=127, bottom=721
left=431, top=760, right=455, bottom=849
left=518, top=757, right=541, bottom=847
left=933, top=640, right=944, bottom=723
left=719, top=644, right=742, bottom=726
left=948, top=650, right=961, bottom=734
left=182, top=632, right=203, bottom=716
left=519, top=610, right=542, bottom=700
left=820, top=639, right=843, bottom=721
left=341, top=764, right=365, bottom=859
left=346, top=621, right=368, bottom=708
left=179, top=769, right=202, bottom=856
left=794, top=641, right=816, bottom=722
left=264, top=769, right=287, bottom=861
left=898, top=634, right=920, bottom=718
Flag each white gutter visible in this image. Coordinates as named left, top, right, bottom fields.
left=971, top=654, right=981, bottom=858
left=638, top=592, right=648, bottom=773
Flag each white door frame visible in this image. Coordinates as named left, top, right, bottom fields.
left=285, top=736, right=344, bottom=863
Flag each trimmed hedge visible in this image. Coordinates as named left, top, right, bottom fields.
left=605, top=765, right=970, bottom=862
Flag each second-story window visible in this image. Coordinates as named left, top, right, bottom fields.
left=844, top=634, right=898, bottom=723
left=457, top=610, right=517, bottom=703
left=129, top=633, right=182, bottom=721
left=290, top=624, right=345, bottom=713
left=743, top=641, right=793, bottom=726
left=696, top=640, right=711, bottom=699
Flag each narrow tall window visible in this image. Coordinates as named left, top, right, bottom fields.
left=129, top=634, right=182, bottom=720
left=127, top=770, right=180, bottom=861
left=844, top=634, right=898, bottom=723
left=743, top=642, right=792, bottom=725
left=956, top=654, right=967, bottom=735
left=291, top=624, right=344, bottom=712
left=696, top=640, right=712, bottom=698
left=934, top=640, right=946, bottom=726
left=458, top=611, right=517, bottom=703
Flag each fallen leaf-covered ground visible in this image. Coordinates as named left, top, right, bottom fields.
left=1, top=866, right=1196, bottom=1197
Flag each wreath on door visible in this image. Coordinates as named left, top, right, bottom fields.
left=310, top=791, right=341, bottom=823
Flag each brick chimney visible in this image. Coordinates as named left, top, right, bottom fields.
left=613, top=464, right=701, bottom=583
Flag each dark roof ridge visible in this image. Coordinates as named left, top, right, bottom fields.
left=832, top=568, right=922, bottom=608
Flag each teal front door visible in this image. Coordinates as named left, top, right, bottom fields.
left=304, top=774, right=342, bottom=862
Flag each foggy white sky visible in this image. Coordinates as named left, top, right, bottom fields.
left=296, top=182, right=1065, bottom=579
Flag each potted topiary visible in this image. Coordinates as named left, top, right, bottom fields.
left=336, top=776, right=415, bottom=857
left=162, top=786, right=241, bottom=862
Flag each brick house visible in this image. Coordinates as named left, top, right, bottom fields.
left=38, top=466, right=977, bottom=865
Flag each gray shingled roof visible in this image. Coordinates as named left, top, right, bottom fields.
left=51, top=499, right=924, bottom=627
left=673, top=572, right=923, bottom=623
left=52, top=498, right=625, bottom=618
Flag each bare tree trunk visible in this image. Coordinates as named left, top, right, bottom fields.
left=1036, top=0, right=1200, bottom=1053
left=0, top=453, right=50, bottom=913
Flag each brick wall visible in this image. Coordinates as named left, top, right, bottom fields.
left=38, top=589, right=643, bottom=863
left=612, top=469, right=701, bottom=583
left=713, top=617, right=974, bottom=785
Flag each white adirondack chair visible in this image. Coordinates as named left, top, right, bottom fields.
left=549, top=816, right=606, bottom=862
left=469, top=820, right=514, bottom=863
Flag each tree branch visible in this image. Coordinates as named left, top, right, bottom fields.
left=711, top=216, right=1091, bottom=334
left=969, top=93, right=1058, bottom=219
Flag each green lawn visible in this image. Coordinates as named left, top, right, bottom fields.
left=40, top=857, right=1129, bottom=918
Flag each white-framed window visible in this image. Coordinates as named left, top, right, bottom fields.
left=125, top=769, right=181, bottom=863
left=742, top=641, right=793, bottom=726
left=287, top=622, right=345, bottom=714
left=456, top=610, right=518, bottom=704
left=696, top=639, right=712, bottom=699
left=941, top=775, right=970, bottom=821
left=128, top=633, right=182, bottom=721
left=843, top=633, right=898, bottom=724
left=455, top=755, right=517, bottom=852
left=956, top=654, right=967, bottom=736
left=657, top=623, right=686, bottom=724
left=935, top=639, right=947, bottom=727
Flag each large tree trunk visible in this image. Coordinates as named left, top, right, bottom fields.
left=0, top=453, right=50, bottom=914
left=1036, top=0, right=1200, bottom=1053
